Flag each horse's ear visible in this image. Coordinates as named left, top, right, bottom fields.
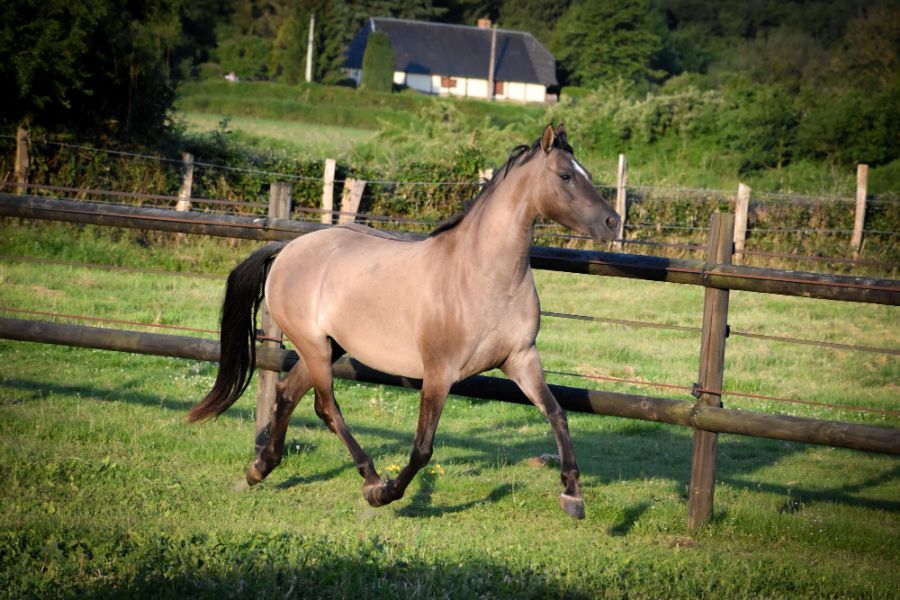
left=540, top=123, right=555, bottom=154
left=555, top=122, right=567, bottom=145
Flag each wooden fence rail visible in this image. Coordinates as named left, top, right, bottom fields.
left=3, top=317, right=897, bottom=456
left=2, top=194, right=898, bottom=306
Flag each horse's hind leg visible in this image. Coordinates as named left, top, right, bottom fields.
left=502, top=348, right=585, bottom=519
left=302, top=345, right=383, bottom=496
left=246, top=358, right=312, bottom=486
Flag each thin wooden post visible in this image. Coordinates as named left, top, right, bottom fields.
left=338, top=178, right=365, bottom=225
left=614, top=154, right=627, bottom=251
left=175, top=153, right=194, bottom=211
left=851, top=164, right=868, bottom=259
left=15, top=126, right=29, bottom=195
left=688, top=212, right=734, bottom=531
left=733, top=183, right=750, bottom=265
left=321, top=158, right=336, bottom=224
left=255, top=182, right=291, bottom=453
left=305, top=14, right=315, bottom=83
left=488, top=25, right=497, bottom=100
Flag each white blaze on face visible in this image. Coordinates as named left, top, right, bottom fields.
left=571, top=158, right=590, bottom=181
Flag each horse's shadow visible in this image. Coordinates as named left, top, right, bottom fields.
left=4, top=377, right=899, bottom=521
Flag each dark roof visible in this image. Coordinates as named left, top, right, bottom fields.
left=344, top=18, right=557, bottom=87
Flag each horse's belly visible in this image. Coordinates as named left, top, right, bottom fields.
left=340, top=334, right=425, bottom=379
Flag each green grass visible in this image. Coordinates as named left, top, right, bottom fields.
left=176, top=80, right=543, bottom=132
left=1, top=221, right=899, bottom=597
left=178, top=111, right=377, bottom=159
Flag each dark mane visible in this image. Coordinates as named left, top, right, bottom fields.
left=429, top=131, right=574, bottom=237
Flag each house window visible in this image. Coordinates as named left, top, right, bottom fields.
left=494, top=80, right=505, bottom=95
left=441, top=76, right=457, bottom=88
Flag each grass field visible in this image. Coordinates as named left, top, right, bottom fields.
left=173, top=79, right=900, bottom=196
left=178, top=111, right=377, bottom=159
left=1, top=222, right=899, bottom=597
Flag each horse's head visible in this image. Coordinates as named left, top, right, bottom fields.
left=529, top=123, right=620, bottom=243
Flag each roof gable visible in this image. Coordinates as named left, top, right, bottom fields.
left=345, top=18, right=557, bottom=86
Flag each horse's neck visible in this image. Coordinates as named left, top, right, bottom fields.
left=455, top=170, right=538, bottom=284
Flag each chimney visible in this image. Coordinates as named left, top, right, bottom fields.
left=477, top=18, right=492, bottom=29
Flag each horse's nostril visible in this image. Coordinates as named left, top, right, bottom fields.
left=606, top=216, right=617, bottom=229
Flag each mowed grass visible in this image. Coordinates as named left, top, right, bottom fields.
left=178, top=111, right=377, bottom=159
left=1, top=221, right=899, bottom=598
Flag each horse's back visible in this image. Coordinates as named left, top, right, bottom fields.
left=266, top=226, right=436, bottom=377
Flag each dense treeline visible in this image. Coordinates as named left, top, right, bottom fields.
left=2, top=0, right=898, bottom=183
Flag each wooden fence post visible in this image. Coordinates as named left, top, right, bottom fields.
left=338, top=178, right=366, bottom=225
left=175, top=152, right=194, bottom=211
left=255, top=182, right=291, bottom=454
left=15, top=126, right=29, bottom=195
left=733, top=183, right=750, bottom=265
left=321, top=158, right=336, bottom=224
left=851, top=164, right=868, bottom=259
left=688, top=211, right=734, bottom=531
left=614, top=154, right=627, bottom=252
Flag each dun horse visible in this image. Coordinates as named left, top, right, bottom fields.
left=189, top=124, right=620, bottom=518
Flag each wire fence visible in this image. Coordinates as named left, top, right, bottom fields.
left=3, top=135, right=898, bottom=274
left=6, top=136, right=898, bottom=204
left=3, top=179, right=897, bottom=273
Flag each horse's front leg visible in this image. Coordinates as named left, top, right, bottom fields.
left=364, top=377, right=451, bottom=507
left=502, top=347, right=585, bottom=519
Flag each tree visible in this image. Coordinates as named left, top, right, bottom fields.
left=0, top=0, right=195, bottom=138
left=498, top=0, right=570, bottom=46
left=550, top=0, right=669, bottom=88
left=360, top=32, right=395, bottom=92
left=270, top=11, right=309, bottom=83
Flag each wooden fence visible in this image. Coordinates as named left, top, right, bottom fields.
left=10, top=131, right=889, bottom=269
left=1, top=191, right=898, bottom=530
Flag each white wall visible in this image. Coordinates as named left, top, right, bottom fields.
left=367, top=70, right=546, bottom=103
left=405, top=73, right=434, bottom=94
left=525, top=83, right=546, bottom=103
left=466, top=78, right=489, bottom=99
left=345, top=68, right=362, bottom=85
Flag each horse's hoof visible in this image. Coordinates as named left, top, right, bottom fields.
left=363, top=481, right=394, bottom=507
left=246, top=463, right=265, bottom=487
left=560, top=493, right=585, bottom=519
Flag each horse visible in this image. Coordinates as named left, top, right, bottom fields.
left=188, top=123, right=620, bottom=519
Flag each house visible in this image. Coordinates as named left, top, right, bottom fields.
left=344, top=17, right=558, bottom=104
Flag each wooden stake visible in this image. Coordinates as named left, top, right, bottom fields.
left=305, top=14, right=315, bottom=83
left=255, top=182, right=291, bottom=453
left=733, top=183, right=750, bottom=265
left=614, top=154, right=627, bottom=252
left=338, top=178, right=365, bottom=225
left=321, top=158, right=336, bottom=224
left=851, top=164, right=868, bottom=259
left=15, top=126, right=28, bottom=195
left=688, top=212, right=734, bottom=531
left=488, top=25, right=497, bottom=100
left=175, top=153, right=194, bottom=211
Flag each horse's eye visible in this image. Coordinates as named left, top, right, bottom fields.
left=560, top=173, right=571, bottom=182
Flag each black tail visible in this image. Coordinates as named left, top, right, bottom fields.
left=188, top=242, right=286, bottom=422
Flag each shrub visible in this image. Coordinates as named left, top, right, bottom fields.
left=360, top=32, right=395, bottom=94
